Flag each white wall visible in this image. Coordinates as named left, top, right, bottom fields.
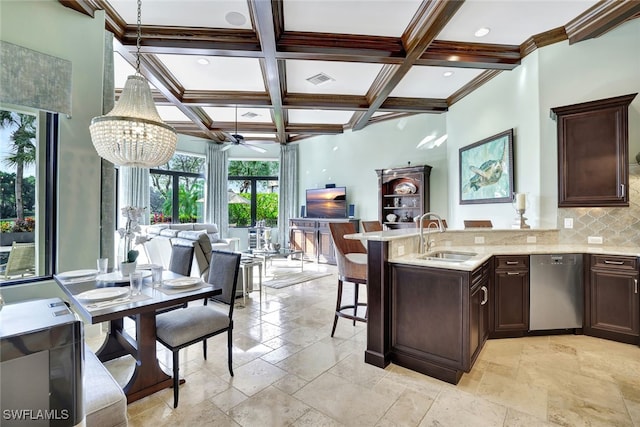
left=537, top=20, right=640, bottom=227
left=297, top=114, right=448, bottom=223
left=1, top=0, right=105, bottom=301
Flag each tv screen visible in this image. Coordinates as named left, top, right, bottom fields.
left=306, top=187, right=347, bottom=218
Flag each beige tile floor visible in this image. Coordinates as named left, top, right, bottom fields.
left=88, top=263, right=640, bottom=426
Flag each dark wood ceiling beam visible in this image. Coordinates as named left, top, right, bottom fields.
left=520, top=27, right=567, bottom=57
left=249, top=0, right=286, bottom=142
left=59, top=0, right=98, bottom=17
left=167, top=121, right=343, bottom=136
left=184, top=91, right=272, bottom=107
left=566, top=0, right=640, bottom=44
left=447, top=69, right=502, bottom=106
left=113, top=39, right=225, bottom=141
left=380, top=97, right=448, bottom=112
left=353, top=0, right=465, bottom=131
left=417, top=40, right=520, bottom=69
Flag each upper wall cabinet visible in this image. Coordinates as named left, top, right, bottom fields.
left=551, top=93, right=637, bottom=208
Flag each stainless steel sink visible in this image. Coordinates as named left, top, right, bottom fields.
left=417, top=250, right=477, bottom=262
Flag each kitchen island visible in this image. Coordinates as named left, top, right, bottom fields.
left=349, top=228, right=640, bottom=384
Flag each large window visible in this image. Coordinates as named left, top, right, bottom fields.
left=150, top=154, right=205, bottom=223
left=228, top=160, right=279, bottom=227
left=0, top=108, right=56, bottom=285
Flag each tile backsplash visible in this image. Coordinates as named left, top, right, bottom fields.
left=557, top=164, right=640, bottom=247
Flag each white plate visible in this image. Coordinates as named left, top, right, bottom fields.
left=163, top=277, right=201, bottom=289
left=76, top=287, right=129, bottom=302
left=96, top=270, right=151, bottom=283
left=136, top=264, right=160, bottom=270
left=58, top=269, right=98, bottom=279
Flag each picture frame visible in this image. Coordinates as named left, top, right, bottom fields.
left=459, top=128, right=514, bottom=205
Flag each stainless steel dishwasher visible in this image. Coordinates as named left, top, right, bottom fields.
left=529, top=254, right=583, bottom=331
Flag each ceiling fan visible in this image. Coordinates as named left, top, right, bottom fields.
left=221, top=105, right=267, bottom=153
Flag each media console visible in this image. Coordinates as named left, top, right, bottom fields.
left=289, top=218, right=359, bottom=265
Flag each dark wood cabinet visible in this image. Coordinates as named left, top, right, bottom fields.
left=389, top=261, right=489, bottom=384
left=493, top=255, right=529, bottom=336
left=586, top=254, right=639, bottom=345
left=551, top=93, right=637, bottom=207
left=376, top=165, right=431, bottom=229
left=470, top=261, right=491, bottom=364
left=289, top=218, right=359, bottom=265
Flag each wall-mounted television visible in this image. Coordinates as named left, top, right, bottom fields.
left=306, top=187, right=347, bottom=218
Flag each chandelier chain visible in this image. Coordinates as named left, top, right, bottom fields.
left=135, top=0, right=141, bottom=73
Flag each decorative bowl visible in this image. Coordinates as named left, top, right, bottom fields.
left=394, top=182, right=417, bottom=195
left=386, top=213, right=398, bottom=223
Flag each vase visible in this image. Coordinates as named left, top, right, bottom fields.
left=120, top=261, right=137, bottom=277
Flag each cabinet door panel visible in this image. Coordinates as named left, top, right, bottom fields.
left=494, top=270, right=529, bottom=332
left=589, top=269, right=639, bottom=338
left=553, top=93, right=636, bottom=207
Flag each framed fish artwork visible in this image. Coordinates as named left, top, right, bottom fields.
left=459, top=129, right=514, bottom=205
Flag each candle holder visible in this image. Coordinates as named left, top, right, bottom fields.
left=511, top=192, right=530, bottom=229
left=513, top=208, right=530, bottom=229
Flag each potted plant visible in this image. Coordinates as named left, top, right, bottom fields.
left=0, top=218, right=35, bottom=246
left=117, top=206, right=147, bottom=276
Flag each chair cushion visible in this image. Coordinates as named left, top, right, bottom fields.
left=156, top=306, right=230, bottom=348
left=84, top=346, right=127, bottom=427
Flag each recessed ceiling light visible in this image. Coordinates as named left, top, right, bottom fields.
left=225, top=11, right=246, bottom=26
left=196, top=58, right=209, bottom=65
left=474, top=27, right=490, bottom=38
left=443, top=71, right=454, bottom=77
left=306, top=72, right=335, bottom=86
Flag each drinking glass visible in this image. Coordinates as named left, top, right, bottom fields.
left=97, top=258, right=108, bottom=274
left=129, top=272, right=144, bottom=296
left=151, top=265, right=163, bottom=287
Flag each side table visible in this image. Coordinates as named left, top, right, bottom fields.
left=239, top=257, right=263, bottom=306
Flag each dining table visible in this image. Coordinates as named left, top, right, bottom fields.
left=54, top=270, right=222, bottom=403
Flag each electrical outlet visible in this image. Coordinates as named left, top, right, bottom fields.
left=527, top=236, right=537, bottom=243
left=564, top=218, right=574, bottom=229
left=474, top=236, right=485, bottom=244
left=397, top=245, right=405, bottom=256
left=588, top=236, right=603, bottom=244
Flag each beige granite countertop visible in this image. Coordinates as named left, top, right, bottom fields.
left=389, top=244, right=640, bottom=271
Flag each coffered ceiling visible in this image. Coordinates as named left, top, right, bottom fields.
left=60, top=0, right=640, bottom=151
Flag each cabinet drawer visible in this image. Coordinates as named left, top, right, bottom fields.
left=495, top=256, right=529, bottom=270
left=591, top=255, right=638, bottom=271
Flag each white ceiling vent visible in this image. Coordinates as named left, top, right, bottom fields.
left=241, top=111, right=259, bottom=119
left=306, top=72, right=335, bottom=86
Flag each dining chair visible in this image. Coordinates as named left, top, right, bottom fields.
left=415, top=218, right=448, bottom=229
left=328, top=222, right=368, bottom=337
left=153, top=244, right=195, bottom=315
left=463, top=220, right=493, bottom=228
left=361, top=220, right=383, bottom=232
left=168, top=243, right=194, bottom=277
left=155, top=250, right=241, bottom=408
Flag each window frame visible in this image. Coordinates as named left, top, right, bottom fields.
left=0, top=110, right=57, bottom=287
left=228, top=174, right=278, bottom=227
left=149, top=168, right=204, bottom=224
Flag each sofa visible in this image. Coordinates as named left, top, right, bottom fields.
left=144, top=223, right=235, bottom=279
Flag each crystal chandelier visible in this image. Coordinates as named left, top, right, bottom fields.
left=90, top=0, right=177, bottom=168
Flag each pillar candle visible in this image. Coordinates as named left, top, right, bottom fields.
left=516, top=193, right=526, bottom=210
